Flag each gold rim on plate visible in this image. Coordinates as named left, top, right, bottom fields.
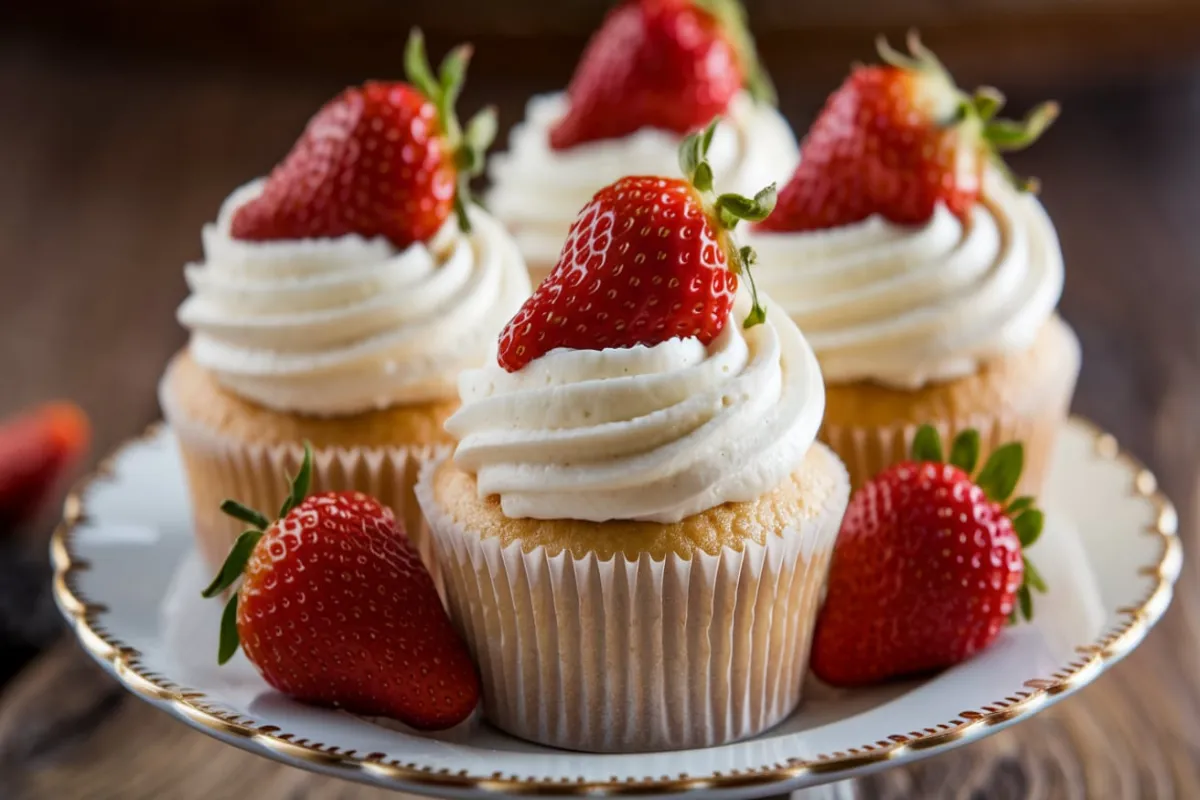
left=50, top=418, right=1182, bottom=795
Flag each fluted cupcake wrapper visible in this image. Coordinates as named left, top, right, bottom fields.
left=821, top=375, right=1075, bottom=498
left=415, top=453, right=845, bottom=753
left=164, top=415, right=441, bottom=593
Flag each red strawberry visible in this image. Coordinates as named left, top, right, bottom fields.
left=203, top=445, right=479, bottom=730
left=499, top=120, right=775, bottom=372
left=811, top=426, right=1047, bottom=687
left=550, top=0, right=775, bottom=150
left=757, top=32, right=1058, bottom=232
left=231, top=29, right=497, bottom=249
left=0, top=402, right=89, bottom=529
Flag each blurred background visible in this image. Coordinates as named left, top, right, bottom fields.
left=3, top=2, right=1200, bottom=798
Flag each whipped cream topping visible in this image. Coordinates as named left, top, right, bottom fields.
left=178, top=181, right=531, bottom=416
left=445, top=292, right=824, bottom=523
left=487, top=92, right=799, bottom=267
left=745, top=174, right=1064, bottom=388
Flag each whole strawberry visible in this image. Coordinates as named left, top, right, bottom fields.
left=232, top=29, right=497, bottom=248
left=0, top=402, right=89, bottom=528
left=757, top=32, right=1058, bottom=232
left=499, top=119, right=775, bottom=372
left=811, top=426, right=1047, bottom=686
left=550, top=0, right=775, bottom=150
left=203, top=445, right=479, bottom=730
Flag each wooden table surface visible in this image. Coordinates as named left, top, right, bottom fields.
left=2, top=34, right=1199, bottom=800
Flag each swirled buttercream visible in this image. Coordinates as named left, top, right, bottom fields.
left=444, top=293, right=824, bottom=523
left=487, top=92, right=799, bottom=268
left=746, top=175, right=1064, bottom=388
left=178, top=181, right=531, bottom=415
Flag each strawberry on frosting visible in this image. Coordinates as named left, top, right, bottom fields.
left=743, top=32, right=1065, bottom=390
left=232, top=30, right=497, bottom=248
left=174, top=29, right=531, bottom=418
left=757, top=32, right=1058, bottom=233
left=447, top=121, right=826, bottom=524
left=486, top=1, right=797, bottom=280
left=498, top=119, right=775, bottom=372
left=550, top=0, right=775, bottom=150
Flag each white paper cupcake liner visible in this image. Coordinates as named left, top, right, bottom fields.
left=166, top=416, right=441, bottom=593
left=415, top=452, right=849, bottom=753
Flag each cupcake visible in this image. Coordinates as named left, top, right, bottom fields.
left=747, top=34, right=1078, bottom=494
left=488, top=0, right=798, bottom=284
left=160, top=32, right=531, bottom=573
left=417, top=123, right=850, bottom=752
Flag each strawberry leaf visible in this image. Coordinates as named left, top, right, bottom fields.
left=753, top=184, right=777, bottom=215
left=972, top=87, right=1005, bottom=122
left=678, top=133, right=699, bottom=179
left=714, top=186, right=776, bottom=225
left=1024, top=556, right=1047, bottom=593
left=984, top=101, right=1060, bottom=153
left=217, top=593, right=240, bottom=665
left=678, top=120, right=718, bottom=189
left=948, top=429, right=981, bottom=474
left=436, top=44, right=472, bottom=134
left=278, top=442, right=314, bottom=519
left=700, top=117, right=718, bottom=155
left=1013, top=508, right=1044, bottom=548
left=742, top=303, right=766, bottom=328
left=404, top=30, right=440, bottom=106
left=201, top=529, right=264, bottom=599
left=911, top=425, right=943, bottom=463
left=220, top=500, right=269, bottom=531
left=693, top=161, right=714, bottom=194
left=976, top=442, right=1024, bottom=503
left=735, top=245, right=767, bottom=329
left=1018, top=584, right=1033, bottom=622
left=462, top=107, right=498, bottom=177
left=1007, top=495, right=1035, bottom=515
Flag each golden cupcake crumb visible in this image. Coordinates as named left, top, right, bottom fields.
left=161, top=349, right=458, bottom=449
left=432, top=442, right=847, bottom=560
left=822, top=315, right=1080, bottom=428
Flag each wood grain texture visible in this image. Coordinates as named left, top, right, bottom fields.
left=1, top=32, right=1199, bottom=800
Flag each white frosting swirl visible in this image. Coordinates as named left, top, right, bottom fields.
left=178, top=181, right=531, bottom=415
left=745, top=175, right=1064, bottom=388
left=487, top=92, right=799, bottom=267
left=445, top=292, right=824, bottom=523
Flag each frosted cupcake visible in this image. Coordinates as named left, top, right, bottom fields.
left=748, top=34, right=1077, bottom=493
left=418, top=124, right=849, bottom=752
left=160, top=33, right=530, bottom=572
left=488, top=0, right=798, bottom=284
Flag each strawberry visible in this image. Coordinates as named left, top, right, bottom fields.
left=550, top=0, right=775, bottom=150
left=757, top=32, right=1058, bottom=232
left=811, top=426, right=1047, bottom=687
left=498, top=120, right=775, bottom=372
left=0, top=402, right=89, bottom=529
left=231, top=29, right=497, bottom=249
left=203, top=445, right=479, bottom=730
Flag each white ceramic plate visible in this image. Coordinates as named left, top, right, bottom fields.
left=52, top=418, right=1180, bottom=799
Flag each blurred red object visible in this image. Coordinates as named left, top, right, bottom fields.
left=0, top=402, right=90, bottom=532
